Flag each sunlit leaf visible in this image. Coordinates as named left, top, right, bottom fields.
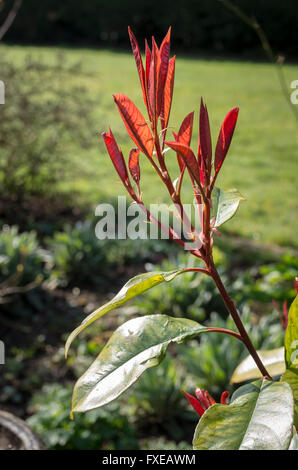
left=212, top=187, right=245, bottom=228
left=165, top=141, right=200, bottom=184
left=65, top=270, right=188, bottom=357
left=289, top=430, right=298, bottom=450
left=199, top=98, right=212, bottom=171
left=128, top=148, right=140, bottom=190
left=214, top=107, right=239, bottom=174
left=175, top=112, right=194, bottom=173
left=284, top=295, right=298, bottom=369
left=230, top=347, right=285, bottom=384
left=160, top=56, right=175, bottom=133
left=282, top=368, right=298, bottom=428
left=193, top=379, right=294, bottom=450
left=148, top=38, right=159, bottom=122
left=128, top=26, right=148, bottom=110
left=157, top=27, right=171, bottom=117
left=113, top=93, right=154, bottom=158
left=102, top=128, right=129, bottom=184
left=159, top=27, right=171, bottom=88
left=145, top=39, right=151, bottom=85
left=71, top=314, right=208, bottom=412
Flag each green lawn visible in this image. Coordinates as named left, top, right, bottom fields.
left=2, top=44, right=298, bottom=247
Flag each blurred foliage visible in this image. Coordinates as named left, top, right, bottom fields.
left=3, top=0, right=297, bottom=57
left=47, top=222, right=113, bottom=287
left=0, top=53, right=94, bottom=198
left=141, top=437, right=192, bottom=450
left=135, top=249, right=297, bottom=321
left=1, top=222, right=295, bottom=312
left=231, top=253, right=298, bottom=305
left=0, top=225, right=50, bottom=286
left=0, top=224, right=53, bottom=316
left=27, top=384, right=138, bottom=450
left=0, top=220, right=295, bottom=448
left=126, top=356, right=195, bottom=441
left=48, top=221, right=176, bottom=287
left=135, top=248, right=228, bottom=321
left=178, top=306, right=285, bottom=398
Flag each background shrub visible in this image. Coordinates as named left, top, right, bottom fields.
left=0, top=225, right=51, bottom=286
left=135, top=248, right=230, bottom=322
left=135, top=249, right=297, bottom=321
left=48, top=221, right=177, bottom=287
left=231, top=253, right=298, bottom=305
left=27, top=384, right=138, bottom=450
left=126, top=356, right=196, bottom=441
left=178, top=307, right=285, bottom=398
left=0, top=54, right=94, bottom=198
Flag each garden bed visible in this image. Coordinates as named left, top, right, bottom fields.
left=0, top=212, right=296, bottom=449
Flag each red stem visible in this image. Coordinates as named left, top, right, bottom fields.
left=206, top=327, right=245, bottom=343
left=209, top=260, right=272, bottom=379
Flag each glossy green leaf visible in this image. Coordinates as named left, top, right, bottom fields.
left=289, top=430, right=298, bottom=450
left=193, top=379, right=294, bottom=450
left=230, top=347, right=285, bottom=384
left=212, top=187, right=245, bottom=228
left=284, top=295, right=298, bottom=369
left=65, top=270, right=187, bottom=357
left=282, top=368, right=298, bottom=428
left=71, top=314, right=207, bottom=413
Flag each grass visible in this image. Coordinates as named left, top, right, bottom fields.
left=1, top=43, right=298, bottom=247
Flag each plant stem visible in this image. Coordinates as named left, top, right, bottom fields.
left=209, top=261, right=272, bottom=379
left=206, top=327, right=245, bottom=343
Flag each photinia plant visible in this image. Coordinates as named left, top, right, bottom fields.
left=65, top=27, right=298, bottom=450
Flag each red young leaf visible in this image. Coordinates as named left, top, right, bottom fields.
left=159, top=27, right=171, bottom=86
left=183, top=391, right=205, bottom=417
left=157, top=27, right=171, bottom=118
left=128, top=27, right=148, bottom=110
left=102, top=128, right=130, bottom=188
left=178, top=111, right=194, bottom=146
left=113, top=93, right=154, bottom=158
left=214, top=107, right=239, bottom=174
left=195, top=388, right=216, bottom=409
left=220, top=391, right=230, bottom=405
left=174, top=112, right=194, bottom=172
left=147, top=40, right=156, bottom=123
left=128, top=148, right=141, bottom=190
left=148, top=38, right=160, bottom=124
left=145, top=39, right=151, bottom=86
left=199, top=98, right=212, bottom=174
left=160, top=56, right=175, bottom=133
left=197, top=143, right=206, bottom=186
left=165, top=141, right=200, bottom=183
left=272, top=299, right=288, bottom=330
left=172, top=131, right=184, bottom=174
